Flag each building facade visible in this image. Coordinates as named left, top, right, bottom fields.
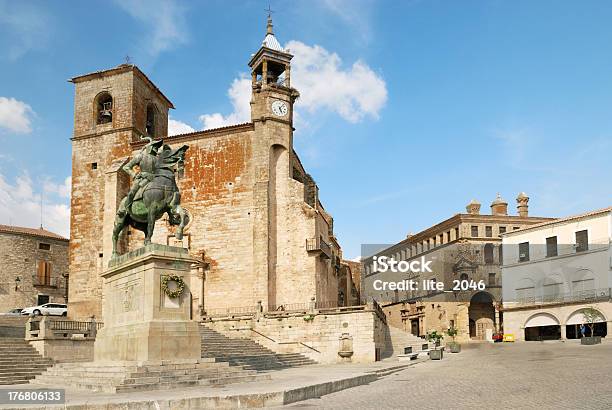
left=362, top=194, right=554, bottom=342
left=501, top=207, right=612, bottom=341
left=68, top=17, right=341, bottom=319
left=0, top=225, right=69, bottom=312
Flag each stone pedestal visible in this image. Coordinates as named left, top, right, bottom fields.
left=94, top=244, right=200, bottom=363
left=31, top=244, right=269, bottom=392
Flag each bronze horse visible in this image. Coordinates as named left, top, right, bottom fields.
left=111, top=139, right=189, bottom=259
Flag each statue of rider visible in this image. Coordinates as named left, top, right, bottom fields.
left=118, top=136, right=164, bottom=217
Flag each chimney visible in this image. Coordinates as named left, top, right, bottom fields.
left=466, top=199, right=481, bottom=215
left=490, top=193, right=508, bottom=216
left=516, top=192, right=529, bottom=217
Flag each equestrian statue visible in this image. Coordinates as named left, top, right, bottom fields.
left=111, top=136, right=189, bottom=259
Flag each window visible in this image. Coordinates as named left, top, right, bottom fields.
left=146, top=104, right=156, bottom=137
left=36, top=260, right=51, bottom=286
left=499, top=226, right=506, bottom=234
left=38, top=243, right=50, bottom=250
left=488, top=272, right=496, bottom=286
left=439, top=234, right=444, bottom=245
left=460, top=273, right=468, bottom=282
left=484, top=243, right=494, bottom=264
left=91, top=162, right=97, bottom=170
left=471, top=226, right=479, bottom=237
left=455, top=227, right=460, bottom=240
left=96, top=93, right=113, bottom=124
left=546, top=236, right=558, bottom=257
left=485, top=226, right=493, bottom=238
left=446, top=231, right=451, bottom=242
left=513, top=226, right=520, bottom=231
left=498, top=245, right=503, bottom=265
left=518, top=242, right=530, bottom=262
left=575, top=230, right=588, bottom=252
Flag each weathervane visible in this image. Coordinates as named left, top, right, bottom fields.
left=264, top=4, right=274, bottom=16
left=125, top=55, right=131, bottom=65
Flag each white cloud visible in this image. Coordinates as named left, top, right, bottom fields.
left=114, top=0, right=188, bottom=57
left=197, top=42, right=387, bottom=128
left=0, top=173, right=70, bottom=237
left=199, top=76, right=252, bottom=130
left=0, top=97, right=34, bottom=134
left=0, top=2, right=50, bottom=61
left=168, top=118, right=195, bottom=136
left=287, top=40, right=387, bottom=123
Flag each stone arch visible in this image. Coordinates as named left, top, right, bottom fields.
left=524, top=311, right=560, bottom=328
left=523, top=312, right=561, bottom=341
left=468, top=291, right=495, bottom=339
left=146, top=103, right=158, bottom=137
left=94, top=91, right=113, bottom=125
left=566, top=307, right=606, bottom=325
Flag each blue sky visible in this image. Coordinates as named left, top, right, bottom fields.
left=0, top=0, right=611, bottom=258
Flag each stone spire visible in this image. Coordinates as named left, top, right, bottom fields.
left=267, top=13, right=274, bottom=35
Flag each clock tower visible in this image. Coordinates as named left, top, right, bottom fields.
left=248, top=14, right=299, bottom=126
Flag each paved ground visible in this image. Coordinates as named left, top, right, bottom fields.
left=280, top=340, right=612, bottom=410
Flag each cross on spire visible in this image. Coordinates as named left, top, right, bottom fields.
left=265, top=4, right=274, bottom=35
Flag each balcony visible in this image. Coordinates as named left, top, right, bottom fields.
left=306, top=237, right=332, bottom=259
left=505, top=288, right=611, bottom=310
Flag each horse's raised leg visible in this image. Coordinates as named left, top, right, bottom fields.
left=175, top=205, right=187, bottom=240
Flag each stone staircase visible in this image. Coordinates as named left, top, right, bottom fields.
left=200, top=325, right=317, bottom=371
left=0, top=338, right=54, bottom=385
left=31, top=359, right=267, bottom=393
left=383, top=325, right=433, bottom=358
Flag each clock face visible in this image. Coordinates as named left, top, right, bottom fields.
left=271, top=100, right=288, bottom=117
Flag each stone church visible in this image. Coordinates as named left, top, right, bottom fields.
left=68, top=17, right=342, bottom=320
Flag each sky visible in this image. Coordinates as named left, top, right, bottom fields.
left=0, top=0, right=611, bottom=259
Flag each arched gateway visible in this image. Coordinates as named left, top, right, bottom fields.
left=468, top=291, right=496, bottom=340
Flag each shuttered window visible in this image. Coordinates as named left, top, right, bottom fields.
left=37, top=261, right=51, bottom=286
left=575, top=230, right=588, bottom=252
left=546, top=236, right=558, bottom=257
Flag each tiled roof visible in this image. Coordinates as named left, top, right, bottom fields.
left=0, top=225, right=68, bottom=241
left=262, top=33, right=283, bottom=52
left=503, top=206, right=612, bottom=235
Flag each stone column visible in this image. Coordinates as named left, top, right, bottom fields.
left=607, top=321, right=612, bottom=337
left=560, top=323, right=567, bottom=340
left=494, top=305, right=501, bottom=332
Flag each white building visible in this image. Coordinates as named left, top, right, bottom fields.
left=501, top=207, right=612, bottom=341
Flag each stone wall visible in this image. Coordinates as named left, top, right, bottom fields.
left=0, top=232, right=68, bottom=312
left=29, top=338, right=94, bottom=362
left=69, top=64, right=341, bottom=320
left=205, top=309, right=387, bottom=364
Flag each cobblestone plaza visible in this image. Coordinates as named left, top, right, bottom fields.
left=282, top=341, right=612, bottom=409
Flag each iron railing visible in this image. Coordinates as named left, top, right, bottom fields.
left=509, top=288, right=611, bottom=308
left=306, top=237, right=332, bottom=259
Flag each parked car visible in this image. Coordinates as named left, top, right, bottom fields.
left=0, top=308, right=23, bottom=316
left=21, top=303, right=67, bottom=317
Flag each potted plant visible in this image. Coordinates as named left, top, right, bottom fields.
left=446, top=326, right=461, bottom=353
left=581, top=307, right=603, bottom=345
left=426, top=330, right=444, bottom=360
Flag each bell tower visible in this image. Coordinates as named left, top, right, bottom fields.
left=248, top=14, right=299, bottom=124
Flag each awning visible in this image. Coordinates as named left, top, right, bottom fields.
left=525, top=313, right=559, bottom=328
left=567, top=309, right=606, bottom=326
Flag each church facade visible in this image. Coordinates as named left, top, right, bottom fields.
left=68, top=18, right=341, bottom=319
